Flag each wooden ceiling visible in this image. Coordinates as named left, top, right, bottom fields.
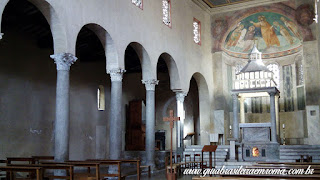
left=202, top=0, right=254, bottom=8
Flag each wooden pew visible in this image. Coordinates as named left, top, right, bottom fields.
left=6, top=157, right=35, bottom=165
left=0, top=166, right=42, bottom=180
left=7, top=164, right=74, bottom=180
left=65, top=161, right=101, bottom=180
left=87, top=159, right=141, bottom=180
left=32, top=156, right=54, bottom=164
left=140, top=165, right=151, bottom=177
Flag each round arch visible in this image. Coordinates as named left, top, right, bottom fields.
left=157, top=53, right=182, bottom=90
left=190, top=72, right=211, bottom=145
left=126, top=42, right=155, bottom=80
left=0, top=0, right=67, bottom=53
left=74, top=23, right=119, bottom=71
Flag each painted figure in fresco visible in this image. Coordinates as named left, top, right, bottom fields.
left=242, top=26, right=256, bottom=51
left=226, top=23, right=244, bottom=47
left=250, top=16, right=280, bottom=48
left=236, top=26, right=247, bottom=47
left=273, top=21, right=293, bottom=45
left=280, top=17, right=302, bottom=40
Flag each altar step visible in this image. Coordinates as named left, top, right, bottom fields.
left=279, top=145, right=320, bottom=162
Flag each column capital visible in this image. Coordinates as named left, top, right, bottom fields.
left=232, top=93, right=239, bottom=100
left=239, top=96, right=245, bottom=102
left=142, top=79, right=159, bottom=91
left=0, top=33, right=4, bottom=40
left=50, top=53, right=77, bottom=71
left=175, top=92, right=187, bottom=103
left=107, top=68, right=126, bottom=82
left=268, top=91, right=276, bottom=97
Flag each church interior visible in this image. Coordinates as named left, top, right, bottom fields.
left=0, top=0, right=320, bottom=179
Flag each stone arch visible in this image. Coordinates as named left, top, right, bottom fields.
left=75, top=23, right=119, bottom=70
left=157, top=53, right=182, bottom=90
left=0, top=0, right=67, bottom=53
left=126, top=42, right=155, bottom=80
left=190, top=72, right=211, bottom=145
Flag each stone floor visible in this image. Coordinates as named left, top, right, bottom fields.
left=126, top=169, right=193, bottom=180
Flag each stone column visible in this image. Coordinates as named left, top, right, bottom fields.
left=50, top=53, right=77, bottom=162
left=142, top=79, right=159, bottom=168
left=232, top=94, right=239, bottom=140
left=247, top=98, right=252, bottom=113
left=107, top=69, right=126, bottom=160
left=239, top=97, right=245, bottom=123
left=275, top=95, right=280, bottom=138
left=269, top=92, right=277, bottom=143
left=176, top=92, right=187, bottom=148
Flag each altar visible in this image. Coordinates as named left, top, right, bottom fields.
left=240, top=123, right=279, bottom=162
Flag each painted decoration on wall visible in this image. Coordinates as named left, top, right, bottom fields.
left=223, top=12, right=302, bottom=58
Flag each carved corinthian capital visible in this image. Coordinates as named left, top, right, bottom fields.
left=50, top=53, right=77, bottom=71
left=175, top=92, right=187, bottom=103
left=0, top=33, right=4, bottom=40
left=142, top=79, right=159, bottom=91
left=107, top=68, right=126, bottom=82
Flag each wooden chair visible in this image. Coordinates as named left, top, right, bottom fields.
left=176, top=155, right=181, bottom=163
left=184, top=154, right=192, bottom=169
left=193, top=154, right=206, bottom=169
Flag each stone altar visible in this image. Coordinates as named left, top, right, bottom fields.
left=240, top=123, right=279, bottom=162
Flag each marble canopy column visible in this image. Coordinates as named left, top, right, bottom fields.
left=269, top=92, right=277, bottom=143
left=142, top=79, right=159, bottom=168
left=232, top=93, right=239, bottom=140
left=176, top=92, right=187, bottom=148
left=107, top=69, right=126, bottom=160
left=50, top=53, right=77, bottom=162
left=239, top=97, right=245, bottom=123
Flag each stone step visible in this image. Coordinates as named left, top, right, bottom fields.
left=280, top=149, right=320, bottom=152
left=280, top=152, right=320, bottom=156
left=280, top=155, right=320, bottom=160
left=185, top=149, right=228, bottom=152
left=183, top=152, right=228, bottom=156
left=181, top=157, right=227, bottom=161
left=280, top=145, right=320, bottom=149
left=185, top=145, right=230, bottom=149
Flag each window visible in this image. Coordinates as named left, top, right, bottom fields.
left=97, top=85, right=105, bottom=111
left=193, top=18, right=201, bottom=45
left=162, top=0, right=171, bottom=27
left=132, top=0, right=143, bottom=9
left=296, top=60, right=304, bottom=86
left=267, top=63, right=280, bottom=88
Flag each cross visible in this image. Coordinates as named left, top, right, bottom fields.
left=163, top=110, right=180, bottom=180
left=163, top=110, right=180, bottom=129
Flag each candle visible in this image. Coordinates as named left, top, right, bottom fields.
left=282, top=124, right=285, bottom=129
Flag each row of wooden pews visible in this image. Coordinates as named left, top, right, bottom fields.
left=166, top=154, right=208, bottom=177
left=0, top=156, right=151, bottom=180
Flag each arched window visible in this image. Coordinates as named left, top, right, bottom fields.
left=267, top=63, right=280, bottom=88
left=97, top=85, right=105, bottom=111
left=193, top=18, right=201, bottom=45
left=162, top=0, right=171, bottom=27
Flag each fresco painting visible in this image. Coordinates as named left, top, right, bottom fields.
left=223, top=12, right=302, bottom=58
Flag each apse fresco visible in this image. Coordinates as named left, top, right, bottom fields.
left=223, top=12, right=302, bottom=58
